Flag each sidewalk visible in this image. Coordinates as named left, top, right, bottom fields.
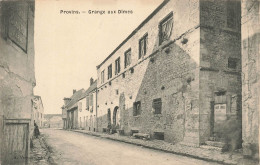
left=29, top=135, right=56, bottom=165
left=72, top=129, right=258, bottom=165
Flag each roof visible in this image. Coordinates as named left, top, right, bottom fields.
left=64, top=89, right=85, bottom=109
left=33, top=95, right=44, bottom=110
left=44, top=114, right=62, bottom=119
left=34, top=95, right=41, bottom=99
left=79, top=80, right=97, bottom=100
left=96, top=0, right=170, bottom=69
left=44, top=114, right=62, bottom=120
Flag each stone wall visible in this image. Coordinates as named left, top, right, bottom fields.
left=0, top=1, right=35, bottom=163
left=199, top=0, right=242, bottom=145
left=97, top=0, right=201, bottom=145
left=241, top=0, right=259, bottom=160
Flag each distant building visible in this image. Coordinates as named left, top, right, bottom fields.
left=62, top=89, right=85, bottom=129
left=44, top=114, right=62, bottom=128
left=62, top=79, right=98, bottom=131
left=32, top=96, right=44, bottom=127
left=0, top=1, right=35, bottom=164
left=77, top=79, right=97, bottom=131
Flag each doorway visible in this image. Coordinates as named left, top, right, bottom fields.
left=2, top=120, right=29, bottom=165
left=113, top=106, right=119, bottom=127
left=107, top=109, right=111, bottom=128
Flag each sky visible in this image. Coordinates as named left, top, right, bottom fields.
left=34, top=0, right=164, bottom=114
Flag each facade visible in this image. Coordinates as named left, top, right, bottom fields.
left=77, top=79, right=97, bottom=131
left=44, top=114, right=62, bottom=128
left=61, top=98, right=70, bottom=129
left=32, top=96, right=44, bottom=127
left=96, top=0, right=242, bottom=148
left=63, top=89, right=85, bottom=129
left=0, top=1, right=36, bottom=164
left=241, top=0, right=259, bottom=160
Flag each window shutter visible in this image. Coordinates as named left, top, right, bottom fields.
left=90, top=94, right=93, bottom=106
left=86, top=96, right=89, bottom=110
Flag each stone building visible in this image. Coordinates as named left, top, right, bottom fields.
left=32, top=95, right=44, bottom=128
left=77, top=79, right=97, bottom=131
left=96, top=0, right=242, bottom=148
left=241, top=0, right=259, bottom=160
left=44, top=114, right=63, bottom=128
left=0, top=0, right=35, bottom=164
left=63, top=89, right=85, bottom=129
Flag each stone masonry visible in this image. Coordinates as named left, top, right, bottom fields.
left=96, top=0, right=243, bottom=148
left=0, top=1, right=36, bottom=164
left=241, top=0, right=259, bottom=160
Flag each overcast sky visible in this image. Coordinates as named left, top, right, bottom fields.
left=34, top=0, right=163, bottom=114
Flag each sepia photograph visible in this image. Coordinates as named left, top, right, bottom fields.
left=0, top=0, right=259, bottom=164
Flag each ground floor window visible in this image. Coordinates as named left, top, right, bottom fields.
left=153, top=98, right=162, bottom=114
left=133, top=101, right=141, bottom=116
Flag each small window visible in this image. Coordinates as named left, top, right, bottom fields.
left=154, top=132, right=164, bottom=140
left=159, top=13, right=173, bottom=45
left=228, top=58, right=237, bottom=69
left=133, top=101, right=141, bottom=116
left=108, top=64, right=112, bottom=79
left=153, top=98, right=162, bottom=114
left=124, top=49, right=131, bottom=68
left=101, top=70, right=105, bottom=84
left=139, top=34, right=148, bottom=59
left=115, top=57, right=120, bottom=75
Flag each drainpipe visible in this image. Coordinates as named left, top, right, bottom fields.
left=95, top=88, right=98, bottom=132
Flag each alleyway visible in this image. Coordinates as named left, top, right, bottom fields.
left=42, top=129, right=219, bottom=165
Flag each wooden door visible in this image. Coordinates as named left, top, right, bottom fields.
left=2, top=123, right=29, bottom=165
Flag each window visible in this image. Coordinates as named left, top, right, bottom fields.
left=78, top=102, right=82, bottom=112
left=153, top=98, right=162, bottom=114
left=90, top=94, right=93, bottom=106
left=124, top=49, right=131, bottom=68
left=86, top=96, right=89, bottom=110
left=133, top=101, right=141, bottom=116
left=228, top=58, right=237, bottom=69
left=115, top=57, right=120, bottom=75
left=227, top=0, right=240, bottom=29
left=139, top=34, right=148, bottom=59
left=159, top=13, right=173, bottom=45
left=90, top=93, right=93, bottom=112
left=101, top=70, right=105, bottom=83
left=108, top=64, right=112, bottom=79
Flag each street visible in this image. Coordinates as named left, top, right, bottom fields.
left=41, top=129, right=220, bottom=165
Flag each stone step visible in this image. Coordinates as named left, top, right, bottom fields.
left=200, top=145, right=222, bottom=151
left=205, top=141, right=225, bottom=148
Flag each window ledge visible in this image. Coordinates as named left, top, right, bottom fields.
left=133, top=115, right=141, bottom=118
left=153, top=114, right=162, bottom=117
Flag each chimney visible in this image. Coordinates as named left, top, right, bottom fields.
left=63, top=97, right=71, bottom=105
left=73, top=89, right=76, bottom=94
left=90, top=77, right=94, bottom=85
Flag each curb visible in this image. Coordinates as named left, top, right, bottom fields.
left=41, top=134, right=57, bottom=165
left=72, top=130, right=236, bottom=165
